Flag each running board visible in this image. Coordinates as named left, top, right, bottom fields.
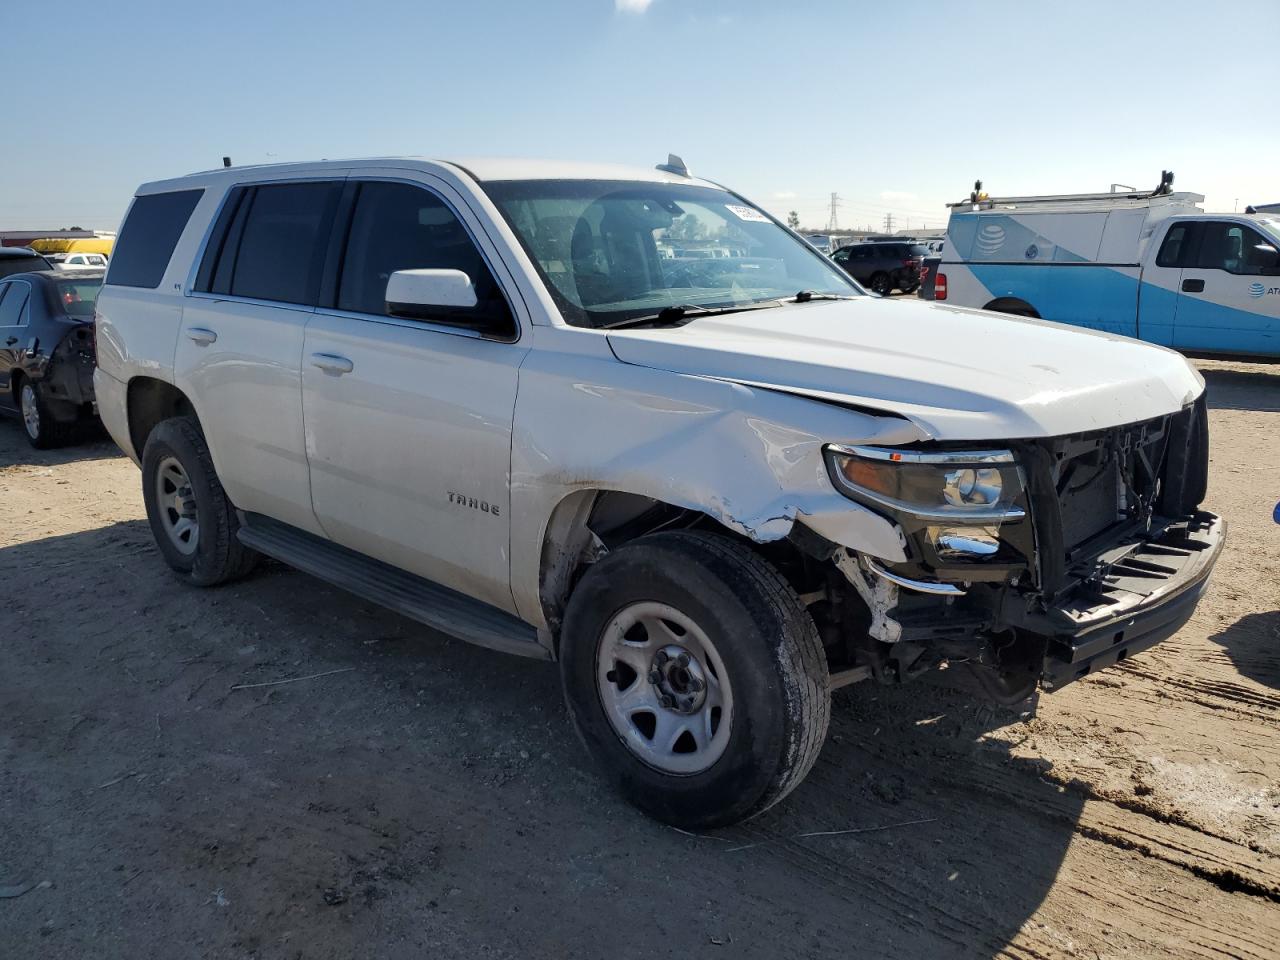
left=237, top=514, right=550, bottom=660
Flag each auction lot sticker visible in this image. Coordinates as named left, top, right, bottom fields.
left=726, top=204, right=771, bottom=223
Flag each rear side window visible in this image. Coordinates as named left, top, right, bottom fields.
left=197, top=182, right=341, bottom=306
left=107, top=189, right=203, bottom=288
left=0, top=280, right=31, bottom=326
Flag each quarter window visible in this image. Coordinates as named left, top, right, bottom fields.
left=337, top=181, right=513, bottom=335
left=107, top=189, right=203, bottom=288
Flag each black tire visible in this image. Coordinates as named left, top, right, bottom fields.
left=140, top=416, right=259, bottom=587
left=868, top=272, right=891, bottom=296
left=560, top=530, right=830, bottom=828
left=15, top=376, right=73, bottom=449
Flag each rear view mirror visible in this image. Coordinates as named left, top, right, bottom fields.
left=386, top=268, right=478, bottom=319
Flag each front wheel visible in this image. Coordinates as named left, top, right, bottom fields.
left=560, top=531, right=830, bottom=828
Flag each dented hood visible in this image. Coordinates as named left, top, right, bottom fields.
left=606, top=297, right=1204, bottom=440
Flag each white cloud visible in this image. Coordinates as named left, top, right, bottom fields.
left=616, top=0, right=654, bottom=12
left=880, top=190, right=919, bottom=205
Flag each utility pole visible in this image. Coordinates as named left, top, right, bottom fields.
left=883, top=212, right=895, bottom=234
left=826, top=192, right=842, bottom=232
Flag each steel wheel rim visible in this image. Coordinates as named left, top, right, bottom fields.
left=154, top=456, right=199, bottom=555
left=596, top=601, right=733, bottom=776
left=20, top=384, right=39, bottom=439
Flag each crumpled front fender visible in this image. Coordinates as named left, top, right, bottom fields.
left=509, top=341, right=925, bottom=630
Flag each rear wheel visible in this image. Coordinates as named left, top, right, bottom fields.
left=868, top=272, right=891, bottom=296
left=141, top=416, right=259, bottom=586
left=560, top=530, right=830, bottom=828
left=17, top=378, right=71, bottom=449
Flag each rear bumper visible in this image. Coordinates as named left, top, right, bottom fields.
left=93, top=367, right=136, bottom=463
left=1026, top=512, right=1225, bottom=690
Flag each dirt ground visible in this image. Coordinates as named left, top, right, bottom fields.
left=1, top=360, right=1277, bottom=960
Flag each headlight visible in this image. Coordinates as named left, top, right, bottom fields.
left=824, top=444, right=1026, bottom=522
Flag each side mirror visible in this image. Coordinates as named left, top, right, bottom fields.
left=386, top=268, right=478, bottom=319
left=1255, top=243, right=1280, bottom=275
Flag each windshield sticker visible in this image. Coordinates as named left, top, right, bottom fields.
left=726, top=204, right=771, bottom=223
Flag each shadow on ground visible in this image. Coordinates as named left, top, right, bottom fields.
left=1209, top=609, right=1280, bottom=690
left=0, top=522, right=1083, bottom=959
left=1200, top=366, right=1280, bottom=413
left=0, top=415, right=120, bottom=468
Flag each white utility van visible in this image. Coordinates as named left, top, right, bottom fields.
left=932, top=174, right=1280, bottom=358
left=93, top=156, right=1222, bottom=827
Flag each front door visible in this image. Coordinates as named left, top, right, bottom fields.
left=302, top=175, right=530, bottom=613
left=1173, top=220, right=1280, bottom=356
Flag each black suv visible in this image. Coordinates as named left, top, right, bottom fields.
left=831, top=241, right=927, bottom=295
left=0, top=247, right=54, bottom=279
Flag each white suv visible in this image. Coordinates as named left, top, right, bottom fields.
left=94, top=155, right=1224, bottom=827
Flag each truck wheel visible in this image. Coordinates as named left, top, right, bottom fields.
left=140, top=416, right=259, bottom=587
left=560, top=530, right=830, bottom=828
left=868, top=272, right=891, bottom=296
left=17, top=378, right=71, bottom=449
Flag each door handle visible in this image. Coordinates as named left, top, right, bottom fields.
left=186, top=327, right=218, bottom=345
left=310, top=353, right=354, bottom=375
left=1181, top=279, right=1205, bottom=293
left=4, top=337, right=16, bottom=346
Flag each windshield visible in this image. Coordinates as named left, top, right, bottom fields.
left=56, top=278, right=102, bottom=317
left=484, top=180, right=860, bottom=328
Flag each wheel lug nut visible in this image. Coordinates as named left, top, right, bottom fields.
left=655, top=651, right=668, bottom=665
left=659, top=695, right=674, bottom=709
left=648, top=670, right=661, bottom=684
left=677, top=653, right=690, bottom=667
left=689, top=677, right=703, bottom=692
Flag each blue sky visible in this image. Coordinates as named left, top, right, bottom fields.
left=3, top=0, right=1276, bottom=232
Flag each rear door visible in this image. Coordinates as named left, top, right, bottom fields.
left=0, top=279, right=33, bottom=402
left=1173, top=220, right=1280, bottom=356
left=301, top=172, right=530, bottom=613
left=177, top=178, right=345, bottom=535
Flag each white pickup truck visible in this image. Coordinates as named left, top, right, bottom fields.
left=93, top=155, right=1224, bottom=827
left=930, top=176, right=1280, bottom=358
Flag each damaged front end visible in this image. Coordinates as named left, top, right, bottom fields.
left=808, top=395, right=1225, bottom=702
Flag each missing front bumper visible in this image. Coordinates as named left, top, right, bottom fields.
left=1029, top=512, right=1226, bottom=690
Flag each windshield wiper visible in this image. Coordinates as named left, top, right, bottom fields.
left=790, top=290, right=857, bottom=303
left=601, top=301, right=781, bottom=330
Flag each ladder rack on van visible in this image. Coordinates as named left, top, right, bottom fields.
left=948, top=172, right=1203, bottom=211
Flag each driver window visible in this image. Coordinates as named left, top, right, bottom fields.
left=1197, top=222, right=1278, bottom=276
left=338, top=181, right=513, bottom=334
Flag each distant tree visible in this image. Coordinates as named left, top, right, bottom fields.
left=786, top=211, right=800, bottom=230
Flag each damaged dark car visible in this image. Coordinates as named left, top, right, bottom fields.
left=0, top=269, right=103, bottom=448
